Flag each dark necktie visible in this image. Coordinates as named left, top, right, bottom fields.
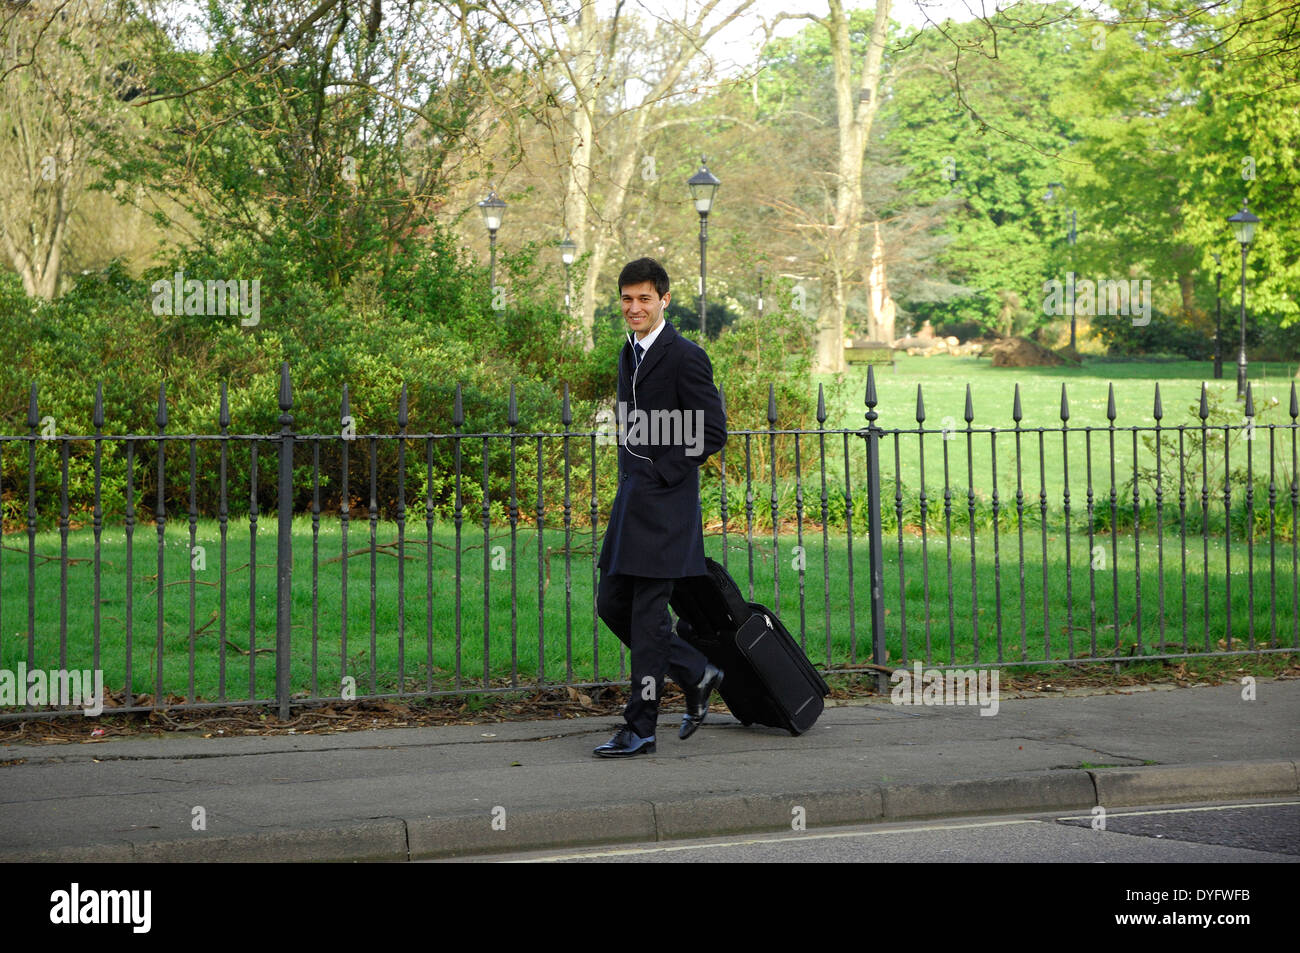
left=633, top=342, right=645, bottom=368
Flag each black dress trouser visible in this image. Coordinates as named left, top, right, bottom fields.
left=597, top=572, right=709, bottom=739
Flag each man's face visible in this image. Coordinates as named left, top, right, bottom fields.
left=620, top=280, right=669, bottom=340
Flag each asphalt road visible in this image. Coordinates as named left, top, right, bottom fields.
left=451, top=799, right=1300, bottom=863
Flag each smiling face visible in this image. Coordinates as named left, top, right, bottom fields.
left=620, top=280, right=669, bottom=341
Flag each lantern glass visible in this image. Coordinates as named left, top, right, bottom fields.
left=478, top=192, right=505, bottom=232
left=687, top=161, right=721, bottom=215
left=690, top=181, right=717, bottom=213
left=1227, top=201, right=1259, bottom=246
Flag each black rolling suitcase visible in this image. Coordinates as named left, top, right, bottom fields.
left=670, top=557, right=829, bottom=735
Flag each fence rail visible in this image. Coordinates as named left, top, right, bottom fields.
left=2, top=363, right=1297, bottom=720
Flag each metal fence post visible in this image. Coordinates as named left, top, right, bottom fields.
left=863, top=367, right=889, bottom=693
left=276, top=362, right=294, bottom=720
left=26, top=384, right=39, bottom=676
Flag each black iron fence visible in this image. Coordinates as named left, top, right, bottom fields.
left=1, top=362, right=1296, bottom=720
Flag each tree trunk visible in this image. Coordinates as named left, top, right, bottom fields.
left=1178, top=268, right=1195, bottom=318
left=815, top=0, right=891, bottom=372
left=560, top=0, right=600, bottom=348
left=866, top=222, right=895, bottom=343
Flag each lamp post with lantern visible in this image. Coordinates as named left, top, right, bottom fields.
left=1226, top=199, right=1260, bottom=399
left=559, top=233, right=576, bottom=318
left=687, top=158, right=720, bottom=335
left=478, top=188, right=506, bottom=292
left=1212, top=252, right=1224, bottom=379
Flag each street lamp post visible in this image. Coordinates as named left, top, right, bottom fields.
left=559, top=234, right=576, bottom=317
left=1212, top=252, right=1223, bottom=379
left=1045, top=183, right=1078, bottom=349
left=688, top=157, right=720, bottom=336
left=1067, top=207, right=1077, bottom=349
left=1227, top=199, right=1260, bottom=399
left=478, top=188, right=506, bottom=292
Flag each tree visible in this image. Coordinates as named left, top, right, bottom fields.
left=763, top=0, right=892, bottom=372
left=497, top=0, right=759, bottom=347
left=85, top=0, right=525, bottom=289
left=695, top=8, right=953, bottom=350
left=0, top=0, right=139, bottom=298
left=880, top=3, right=1090, bottom=336
left=1061, top=0, right=1300, bottom=331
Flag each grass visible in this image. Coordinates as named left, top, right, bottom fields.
left=833, top=354, right=1299, bottom=428
left=865, top=357, right=1297, bottom=494
left=711, top=354, right=1298, bottom=535
left=2, top=515, right=1296, bottom=706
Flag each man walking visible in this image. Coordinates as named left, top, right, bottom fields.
left=593, top=258, right=727, bottom=758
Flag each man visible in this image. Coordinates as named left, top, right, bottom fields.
left=593, top=257, right=727, bottom=758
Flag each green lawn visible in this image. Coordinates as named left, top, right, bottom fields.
left=833, top=354, right=1299, bottom=428
left=713, top=355, right=1298, bottom=533
left=2, top=516, right=1295, bottom=706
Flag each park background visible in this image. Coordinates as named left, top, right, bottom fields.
left=0, top=0, right=1297, bottom=707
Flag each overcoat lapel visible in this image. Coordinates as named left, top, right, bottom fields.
left=633, top=320, right=676, bottom=384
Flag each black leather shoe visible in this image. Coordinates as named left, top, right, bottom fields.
left=679, top=664, right=724, bottom=739
left=593, top=725, right=656, bottom=758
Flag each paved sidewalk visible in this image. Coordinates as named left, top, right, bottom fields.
left=2, top=680, right=1297, bottom=862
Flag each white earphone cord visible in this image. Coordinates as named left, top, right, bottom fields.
left=623, top=303, right=664, bottom=462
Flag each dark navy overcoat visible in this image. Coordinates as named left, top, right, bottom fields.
left=596, top=320, right=727, bottom=578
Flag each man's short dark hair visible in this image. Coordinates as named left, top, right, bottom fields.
left=618, top=258, right=670, bottom=298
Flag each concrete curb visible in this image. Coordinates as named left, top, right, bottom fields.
left=4, top=820, right=409, bottom=864
left=7, top=760, right=1295, bottom=862
left=408, top=803, right=658, bottom=860
left=1087, top=760, right=1298, bottom=808
left=650, top=789, right=881, bottom=843
left=881, top=773, right=1097, bottom=819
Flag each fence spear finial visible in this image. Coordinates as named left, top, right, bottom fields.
left=1106, top=382, right=1117, bottom=422
left=278, top=361, right=292, bottom=412
left=1199, top=382, right=1210, bottom=421
left=816, top=383, right=826, bottom=423
left=1012, top=382, right=1022, bottom=423
left=915, top=383, right=925, bottom=423
left=1153, top=383, right=1162, bottom=421
left=1060, top=383, right=1069, bottom=422
left=964, top=383, right=974, bottom=423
